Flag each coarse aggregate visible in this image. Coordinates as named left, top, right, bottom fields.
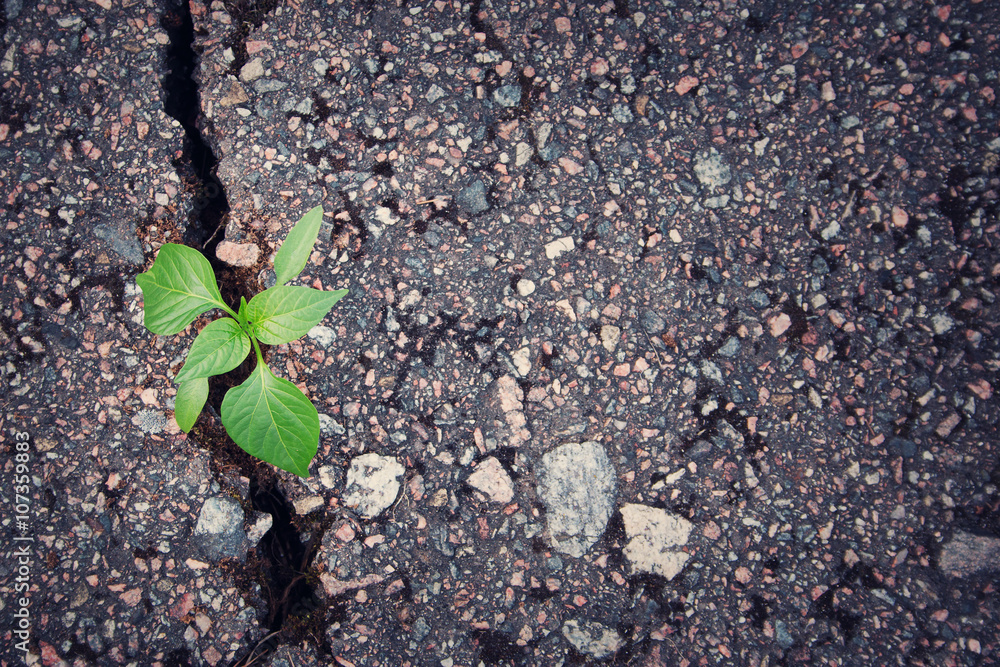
left=2, top=0, right=999, bottom=665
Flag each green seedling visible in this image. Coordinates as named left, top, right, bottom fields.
left=136, top=206, right=347, bottom=477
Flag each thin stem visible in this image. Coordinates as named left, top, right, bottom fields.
left=250, top=334, right=265, bottom=365
left=219, top=302, right=240, bottom=320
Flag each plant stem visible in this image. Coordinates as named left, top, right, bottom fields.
left=250, top=334, right=265, bottom=365
left=220, top=302, right=240, bottom=320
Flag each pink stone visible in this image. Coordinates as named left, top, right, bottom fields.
left=769, top=313, right=792, bottom=337
left=169, top=593, right=194, bottom=619
left=590, top=58, right=609, bottom=76
left=495, top=375, right=524, bottom=413
left=216, top=240, right=260, bottom=267
left=675, top=76, right=699, bottom=95
left=558, top=157, right=584, bottom=175
left=246, top=40, right=269, bottom=54
left=555, top=16, right=571, bottom=33
left=967, top=379, right=993, bottom=400
left=467, top=457, right=514, bottom=503
left=791, top=41, right=809, bottom=59
left=202, top=647, right=223, bottom=667
left=120, top=587, right=143, bottom=607
left=335, top=523, right=356, bottom=542
left=892, top=206, right=909, bottom=228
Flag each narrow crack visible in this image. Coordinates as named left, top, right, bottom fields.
left=161, top=0, right=229, bottom=250
left=158, top=1, right=327, bottom=661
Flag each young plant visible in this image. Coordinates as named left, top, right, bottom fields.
left=136, top=206, right=347, bottom=477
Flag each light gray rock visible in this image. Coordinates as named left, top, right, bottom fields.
left=457, top=179, right=489, bottom=214
left=620, top=503, right=693, bottom=580
left=194, top=496, right=248, bottom=561
left=426, top=84, right=447, bottom=103
left=641, top=310, right=666, bottom=334
left=254, top=79, right=287, bottom=93
left=493, top=84, right=521, bottom=108
left=537, top=441, right=616, bottom=557
left=939, top=531, right=1000, bottom=577
left=600, top=325, right=620, bottom=353
left=483, top=374, right=531, bottom=449
left=693, top=147, right=732, bottom=188
left=343, top=453, right=405, bottom=519
left=94, top=224, right=144, bottom=265
left=132, top=409, right=168, bottom=434
left=717, top=336, right=741, bottom=357
left=611, top=103, right=633, bottom=123
left=561, top=619, right=623, bottom=658
left=246, top=511, right=273, bottom=547
left=704, top=194, right=731, bottom=209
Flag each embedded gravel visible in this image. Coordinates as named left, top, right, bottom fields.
left=2, top=0, right=1000, bottom=665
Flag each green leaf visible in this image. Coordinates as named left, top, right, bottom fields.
left=246, top=286, right=348, bottom=345
left=238, top=296, right=249, bottom=329
left=220, top=362, right=318, bottom=477
left=174, top=377, right=209, bottom=433
left=136, top=244, right=228, bottom=335
left=273, top=205, right=324, bottom=286
left=174, top=318, right=251, bottom=383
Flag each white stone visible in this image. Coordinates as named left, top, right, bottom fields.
left=600, top=325, right=620, bottom=353
left=308, top=325, right=336, bottom=347
left=620, top=503, right=693, bottom=580
left=467, top=457, right=514, bottom=503
left=343, top=454, right=405, bottom=519
left=515, top=142, right=532, bottom=166
left=293, top=495, right=325, bottom=515
left=246, top=512, right=273, bottom=546
left=931, top=313, right=954, bottom=334
left=511, top=347, right=531, bottom=377
left=516, top=278, right=536, bottom=296
left=375, top=206, right=398, bottom=226
left=544, top=236, right=575, bottom=259
left=311, top=58, right=329, bottom=76
left=240, top=57, right=265, bottom=82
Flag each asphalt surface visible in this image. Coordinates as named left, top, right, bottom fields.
left=2, top=0, right=999, bottom=665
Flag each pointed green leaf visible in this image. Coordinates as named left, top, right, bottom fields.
left=246, top=286, right=348, bottom=345
left=220, top=362, right=318, bottom=477
left=136, top=244, right=227, bottom=335
left=174, top=318, right=251, bottom=383
left=238, top=296, right=249, bottom=329
left=273, top=205, right=324, bottom=286
left=174, top=377, right=209, bottom=433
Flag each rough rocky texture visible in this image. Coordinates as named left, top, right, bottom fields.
left=621, top=503, right=694, bottom=581
left=561, top=619, right=624, bottom=659
left=342, top=453, right=405, bottom=519
left=194, top=496, right=249, bottom=561
left=5, top=0, right=1000, bottom=664
left=938, top=531, right=1000, bottom=578
left=537, top=442, right=616, bottom=557
left=466, top=456, right=514, bottom=504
